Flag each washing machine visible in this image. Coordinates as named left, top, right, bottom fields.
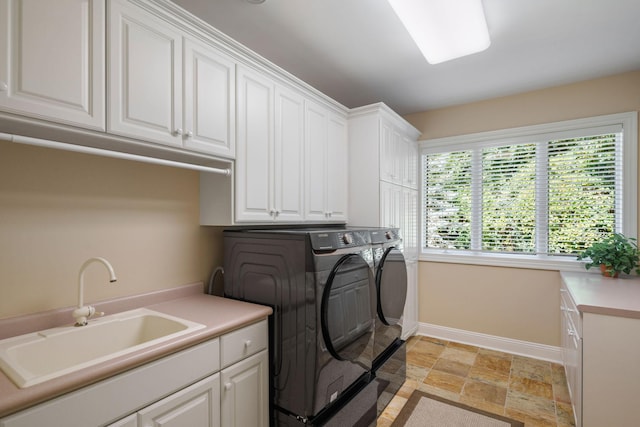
left=369, top=228, right=407, bottom=415
left=223, top=228, right=378, bottom=426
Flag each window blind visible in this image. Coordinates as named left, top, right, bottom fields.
left=423, top=126, right=624, bottom=257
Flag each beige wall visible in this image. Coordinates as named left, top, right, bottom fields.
left=0, top=139, right=223, bottom=319
left=405, top=70, right=640, bottom=347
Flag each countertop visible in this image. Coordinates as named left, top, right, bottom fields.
left=561, top=271, right=640, bottom=319
left=0, top=284, right=272, bottom=418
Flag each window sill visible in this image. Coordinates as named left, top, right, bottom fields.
left=419, top=250, right=592, bottom=272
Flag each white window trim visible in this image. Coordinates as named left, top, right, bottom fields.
left=418, top=112, right=638, bottom=271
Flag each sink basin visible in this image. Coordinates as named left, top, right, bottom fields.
left=0, top=308, right=205, bottom=388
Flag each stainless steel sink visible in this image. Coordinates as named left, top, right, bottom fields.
left=0, top=308, right=205, bottom=388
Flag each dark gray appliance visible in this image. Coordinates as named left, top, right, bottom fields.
left=369, top=228, right=407, bottom=415
left=223, top=228, right=377, bottom=426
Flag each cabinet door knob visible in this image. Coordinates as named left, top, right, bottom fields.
left=174, top=128, right=183, bottom=136
left=0, top=81, right=7, bottom=92
left=244, top=339, right=252, bottom=348
left=185, top=130, right=193, bottom=138
left=224, top=382, right=233, bottom=391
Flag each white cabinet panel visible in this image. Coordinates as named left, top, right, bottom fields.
left=108, top=0, right=183, bottom=147
left=326, top=114, right=348, bottom=222
left=0, top=0, right=105, bottom=129
left=305, top=100, right=328, bottom=222
left=402, top=261, right=419, bottom=338
left=235, top=66, right=274, bottom=222
left=221, top=350, right=269, bottom=427
left=108, top=0, right=236, bottom=157
left=138, top=374, right=220, bottom=427
left=305, top=100, right=348, bottom=222
left=183, top=37, right=235, bottom=157
left=274, top=85, right=304, bottom=222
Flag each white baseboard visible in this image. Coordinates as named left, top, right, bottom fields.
left=417, top=322, right=562, bottom=364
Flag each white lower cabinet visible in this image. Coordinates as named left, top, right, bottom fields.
left=0, top=320, right=268, bottom=427
left=109, top=374, right=221, bottom=427
left=221, top=351, right=268, bottom=427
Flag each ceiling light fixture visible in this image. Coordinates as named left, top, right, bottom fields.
left=387, top=0, right=491, bottom=65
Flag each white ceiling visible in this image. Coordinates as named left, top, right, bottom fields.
left=173, top=0, right=640, bottom=115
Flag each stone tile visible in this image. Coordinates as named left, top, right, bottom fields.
left=375, top=416, right=394, bottom=427
left=462, top=378, right=508, bottom=406
left=440, top=347, right=478, bottom=365
left=556, top=400, right=576, bottom=426
left=551, top=362, right=568, bottom=386
left=396, top=379, right=418, bottom=399
left=468, top=365, right=510, bottom=388
left=447, top=341, right=480, bottom=353
left=419, top=336, right=449, bottom=347
left=417, top=382, right=462, bottom=402
left=478, top=347, right=514, bottom=361
left=474, top=352, right=513, bottom=375
left=409, top=339, right=447, bottom=358
left=379, top=395, right=407, bottom=421
left=406, top=363, right=429, bottom=381
left=407, top=351, right=438, bottom=369
left=432, top=358, right=472, bottom=377
left=511, top=355, right=553, bottom=384
left=509, top=376, right=554, bottom=400
left=504, top=409, right=558, bottom=427
left=552, top=379, right=572, bottom=404
left=459, top=394, right=506, bottom=417
left=505, top=389, right=557, bottom=423
left=422, top=369, right=466, bottom=394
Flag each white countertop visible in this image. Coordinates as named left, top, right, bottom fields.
left=561, top=271, right=640, bottom=319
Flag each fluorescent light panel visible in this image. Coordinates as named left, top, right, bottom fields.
left=388, top=0, right=491, bottom=64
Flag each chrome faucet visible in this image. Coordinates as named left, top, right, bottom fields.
left=72, top=257, right=117, bottom=326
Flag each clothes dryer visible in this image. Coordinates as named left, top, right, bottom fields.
left=223, top=228, right=377, bottom=426
left=369, top=228, right=407, bottom=415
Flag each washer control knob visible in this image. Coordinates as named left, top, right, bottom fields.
left=342, top=233, right=353, bottom=245
left=385, top=231, right=393, bottom=240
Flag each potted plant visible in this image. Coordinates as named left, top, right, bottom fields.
left=577, top=233, right=640, bottom=277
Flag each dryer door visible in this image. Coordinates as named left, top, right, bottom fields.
left=376, top=247, right=407, bottom=326
left=321, top=253, right=375, bottom=361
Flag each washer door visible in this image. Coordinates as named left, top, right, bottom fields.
left=321, top=253, right=375, bottom=361
left=376, top=247, right=408, bottom=326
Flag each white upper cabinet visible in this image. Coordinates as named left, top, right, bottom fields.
left=183, top=37, right=235, bottom=157
left=108, top=0, right=183, bottom=147
left=235, top=66, right=274, bottom=222
left=108, top=0, right=235, bottom=157
left=326, top=114, right=348, bottom=221
left=274, top=85, right=305, bottom=222
left=235, top=66, right=305, bottom=223
left=305, top=100, right=348, bottom=223
left=0, top=0, right=105, bottom=130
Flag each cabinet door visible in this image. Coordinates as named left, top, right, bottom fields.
left=405, top=138, right=419, bottom=189
left=304, top=100, right=328, bottom=222
left=221, top=350, right=268, bottom=427
left=380, top=120, right=403, bottom=185
left=138, top=374, right=221, bottom=427
left=183, top=37, right=235, bottom=158
left=401, top=261, right=419, bottom=339
left=380, top=181, right=402, bottom=228
left=108, top=0, right=183, bottom=147
left=235, top=66, right=274, bottom=222
left=0, top=0, right=104, bottom=130
left=274, top=85, right=304, bottom=222
left=326, top=113, right=348, bottom=222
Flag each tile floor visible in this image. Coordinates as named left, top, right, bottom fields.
left=377, top=335, right=575, bottom=427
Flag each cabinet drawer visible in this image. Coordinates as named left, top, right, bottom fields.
left=220, top=320, right=268, bottom=368
left=561, top=287, right=581, bottom=337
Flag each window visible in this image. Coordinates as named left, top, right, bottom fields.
left=420, top=112, right=637, bottom=270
